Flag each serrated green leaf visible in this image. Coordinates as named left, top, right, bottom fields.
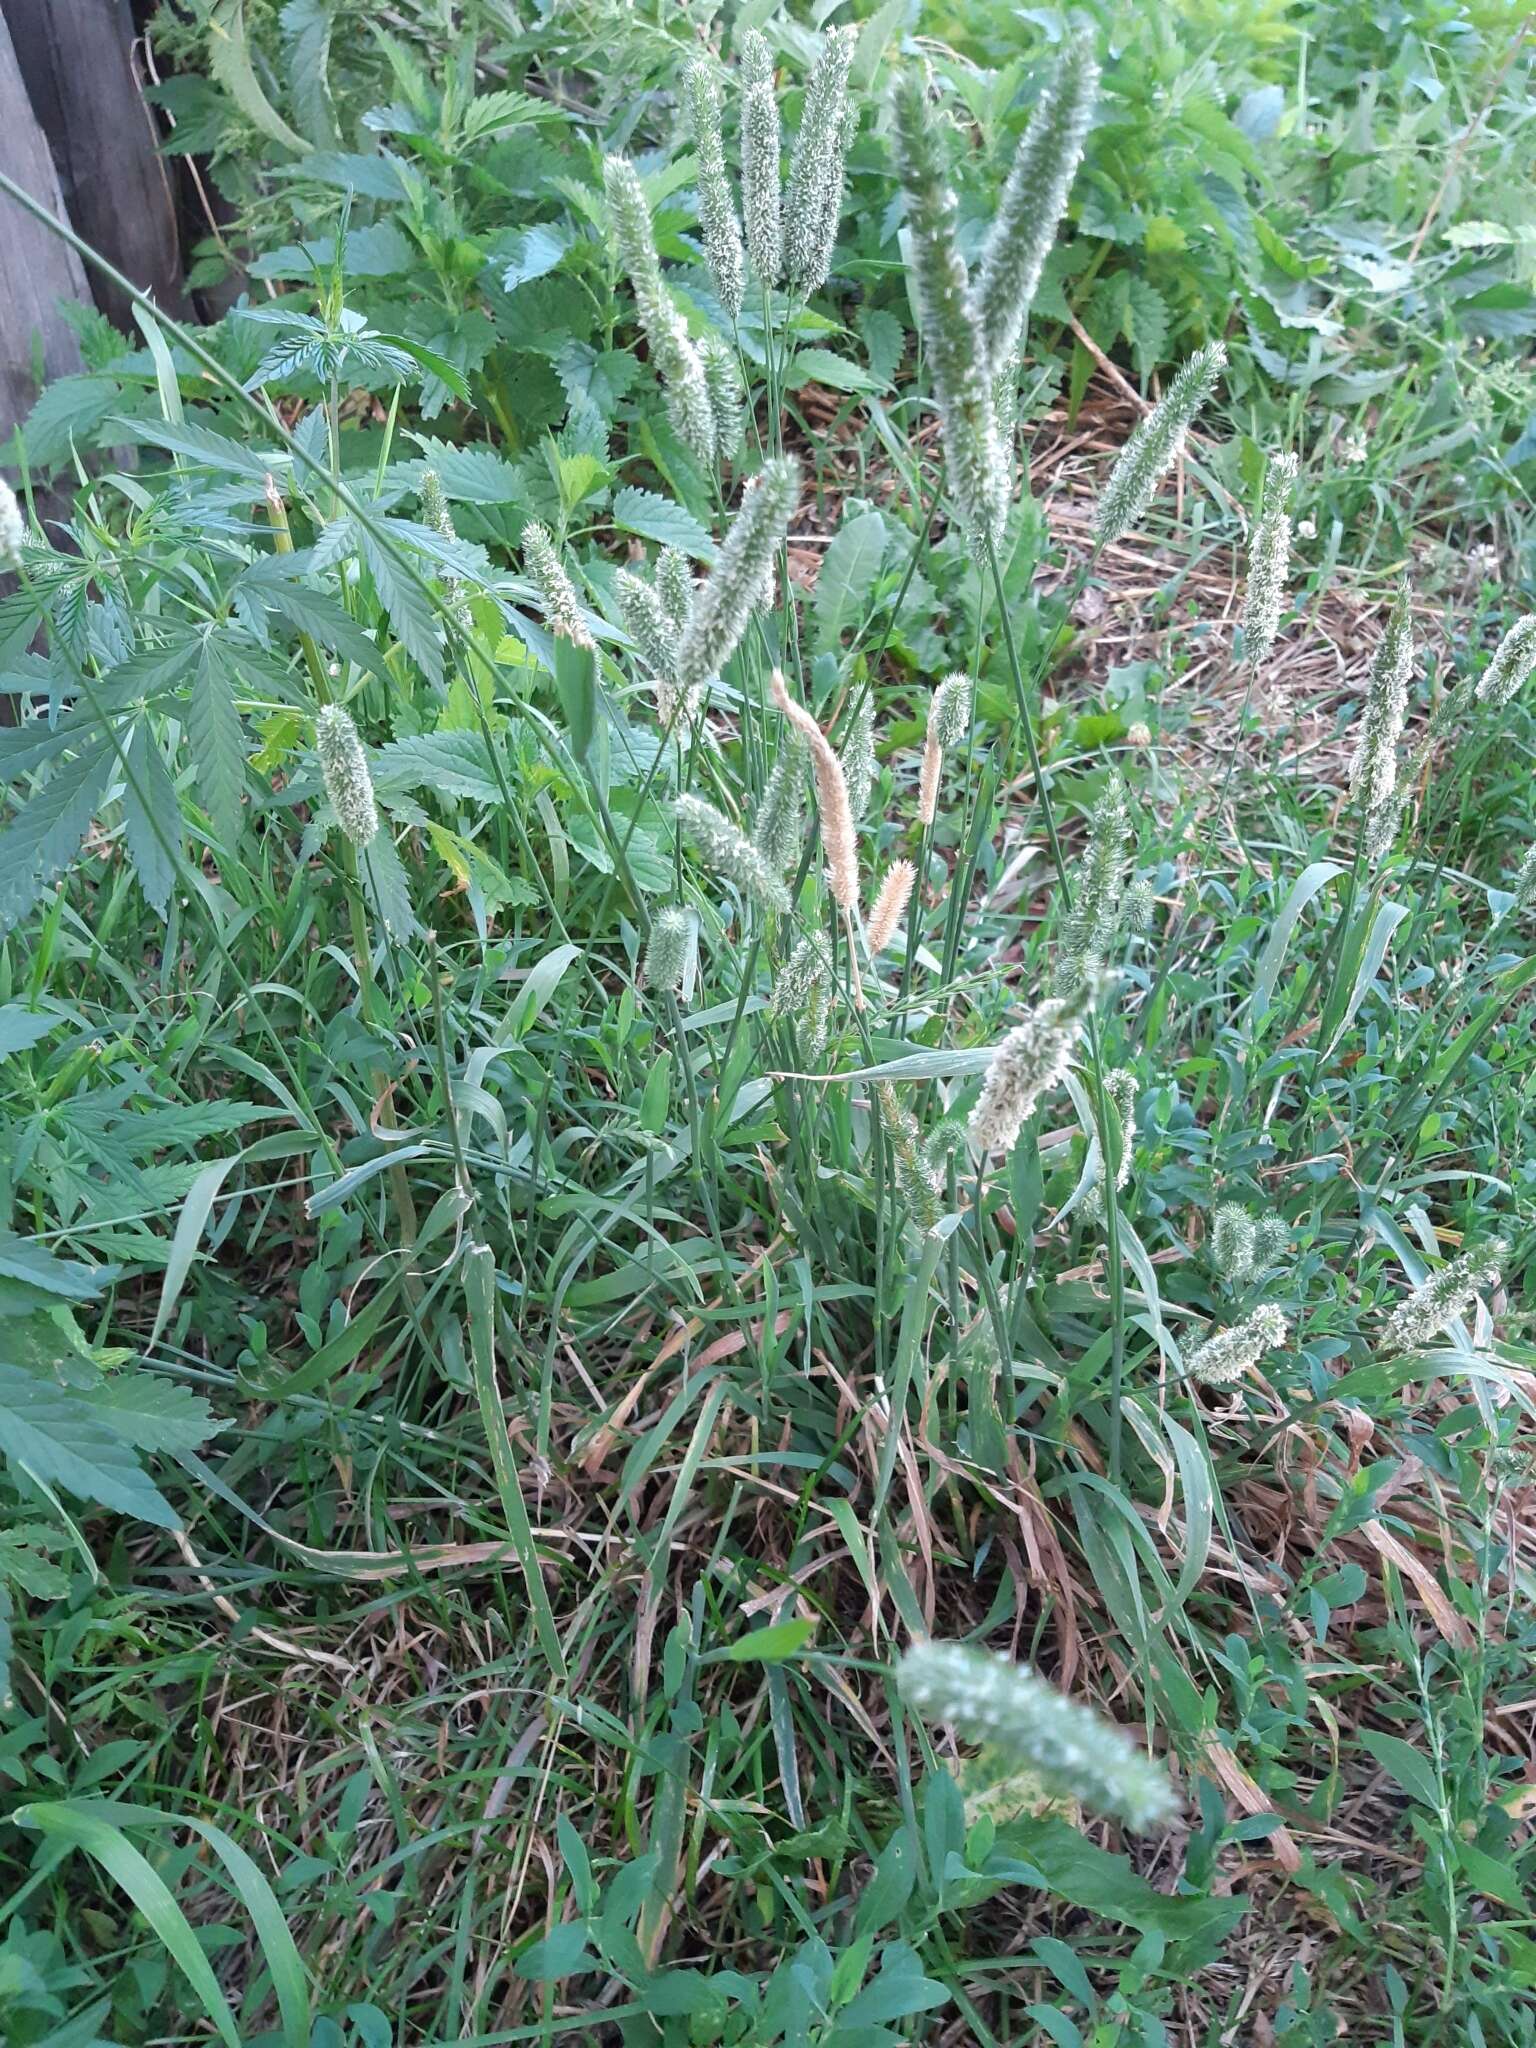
left=87, top=1375, right=217, bottom=1456
left=0, top=1234, right=109, bottom=1301
left=356, top=524, right=443, bottom=688
left=0, top=1526, right=69, bottom=1599
left=373, top=730, right=505, bottom=803
left=0, top=1359, right=176, bottom=1527
left=188, top=637, right=247, bottom=850
left=787, top=348, right=883, bottom=395
left=121, top=723, right=179, bottom=919
left=358, top=828, right=420, bottom=939
left=611, top=487, right=715, bottom=561
left=0, top=741, right=114, bottom=937
left=208, top=0, right=311, bottom=154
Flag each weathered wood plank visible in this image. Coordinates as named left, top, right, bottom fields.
left=0, top=8, right=87, bottom=450
left=7, top=0, right=191, bottom=330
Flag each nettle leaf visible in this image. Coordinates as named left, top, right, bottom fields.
left=188, top=635, right=248, bottom=851
left=0, top=1358, right=176, bottom=1528
left=12, top=374, right=123, bottom=471
left=501, top=224, right=573, bottom=294
left=121, top=723, right=179, bottom=920
left=373, top=731, right=506, bottom=805
left=786, top=348, right=883, bottom=395
left=0, top=739, right=114, bottom=938
left=403, top=438, right=526, bottom=506
left=207, top=0, right=311, bottom=155
left=612, top=488, right=715, bottom=562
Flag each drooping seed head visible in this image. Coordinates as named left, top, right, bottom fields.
left=968, top=991, right=1087, bottom=1156
left=771, top=669, right=858, bottom=912
left=1186, top=1303, right=1287, bottom=1387
left=315, top=704, right=379, bottom=848
left=1379, top=1239, right=1506, bottom=1356
left=1095, top=342, right=1226, bottom=547
left=522, top=520, right=594, bottom=649
left=890, top=68, right=1008, bottom=557
left=683, top=60, right=745, bottom=318
left=675, top=792, right=791, bottom=913
left=642, top=905, right=693, bottom=994
left=604, top=154, right=717, bottom=464
left=971, top=32, right=1099, bottom=366
left=1241, top=451, right=1298, bottom=666
left=675, top=458, right=799, bottom=699
left=898, top=1640, right=1178, bottom=1831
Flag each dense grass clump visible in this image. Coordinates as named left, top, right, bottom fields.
left=2, top=5, right=1536, bottom=2045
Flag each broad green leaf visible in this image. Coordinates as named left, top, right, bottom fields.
left=1358, top=1730, right=1441, bottom=1811
left=814, top=509, right=886, bottom=656
left=0, top=1232, right=108, bottom=1301
left=787, top=348, right=883, bottom=395
left=719, top=1617, right=815, bottom=1662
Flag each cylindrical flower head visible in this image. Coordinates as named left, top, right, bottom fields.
left=1241, top=450, right=1298, bottom=666
left=675, top=457, right=799, bottom=699
left=878, top=1082, right=943, bottom=1228
left=841, top=690, right=877, bottom=817
left=522, top=520, right=594, bottom=648
left=771, top=932, right=830, bottom=1020
left=968, top=993, right=1085, bottom=1155
left=420, top=467, right=455, bottom=545
left=643, top=905, right=693, bottom=994
left=1186, top=1303, right=1287, bottom=1387
left=675, top=792, right=791, bottom=912
left=315, top=704, right=379, bottom=848
left=1508, top=842, right=1536, bottom=918
left=1379, top=1239, right=1505, bottom=1355
left=1348, top=579, right=1412, bottom=853
left=700, top=335, right=746, bottom=461
left=1054, top=773, right=1130, bottom=996
left=0, top=479, right=26, bottom=569
left=771, top=669, right=858, bottom=911
left=1084, top=1065, right=1138, bottom=1195
left=604, top=154, right=717, bottom=465
left=752, top=729, right=807, bottom=872
left=971, top=32, right=1099, bottom=366
left=920, top=670, right=970, bottom=824
left=891, top=69, right=1007, bottom=557
left=1211, top=1202, right=1259, bottom=1285
left=898, top=1640, right=1178, bottom=1831
left=740, top=73, right=784, bottom=287
left=866, top=858, right=916, bottom=953
left=656, top=547, right=695, bottom=630
left=684, top=61, right=745, bottom=319
left=616, top=568, right=676, bottom=674
left=1095, top=341, right=1226, bottom=546
left=784, top=25, right=858, bottom=293
left=1474, top=614, right=1536, bottom=708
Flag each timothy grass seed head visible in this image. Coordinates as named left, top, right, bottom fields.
left=1186, top=1303, right=1287, bottom=1387
left=675, top=458, right=799, bottom=700
left=771, top=669, right=858, bottom=911
left=683, top=60, right=745, bottom=318
left=315, top=704, right=379, bottom=849
left=1474, top=614, right=1536, bottom=709
left=1379, top=1239, right=1506, bottom=1355
left=522, top=521, right=593, bottom=649
left=1095, top=342, right=1226, bottom=547
left=1241, top=450, right=1298, bottom=666
left=968, top=991, right=1087, bottom=1156
left=898, top=1640, right=1178, bottom=1831
left=784, top=25, right=857, bottom=293
left=675, top=792, right=791, bottom=913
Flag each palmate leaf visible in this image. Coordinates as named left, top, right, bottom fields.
left=121, top=723, right=180, bottom=919
left=188, top=634, right=248, bottom=850
left=0, top=1359, right=177, bottom=1528
left=0, top=740, right=114, bottom=938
